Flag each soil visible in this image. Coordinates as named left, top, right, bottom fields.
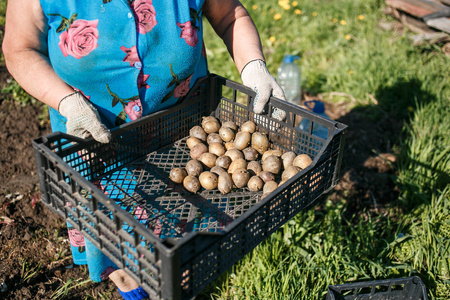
left=0, top=37, right=402, bottom=300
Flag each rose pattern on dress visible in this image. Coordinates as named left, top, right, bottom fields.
left=177, top=21, right=198, bottom=47
left=138, top=71, right=150, bottom=89
left=132, top=0, right=157, bottom=34
left=50, top=12, right=99, bottom=59
left=68, top=229, right=85, bottom=247
left=174, top=75, right=192, bottom=98
left=124, top=99, right=143, bottom=121
left=120, top=45, right=140, bottom=67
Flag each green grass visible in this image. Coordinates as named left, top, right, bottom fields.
left=201, top=0, right=450, bottom=299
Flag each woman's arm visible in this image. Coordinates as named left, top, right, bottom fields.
left=2, top=0, right=75, bottom=110
left=203, top=0, right=264, bottom=74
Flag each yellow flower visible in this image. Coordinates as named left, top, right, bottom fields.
left=252, top=5, right=258, bottom=10
left=270, top=8, right=275, bottom=13
left=345, top=34, right=351, bottom=40
left=274, top=13, right=282, bottom=20
left=357, top=15, right=365, bottom=20
left=333, top=18, right=338, bottom=23
left=269, top=36, right=276, bottom=43
left=292, top=1, right=298, bottom=6
left=278, top=0, right=291, bottom=10
left=312, top=12, right=318, bottom=16
left=340, top=20, right=347, bottom=25
left=294, top=9, right=302, bottom=15
left=348, top=70, right=353, bottom=74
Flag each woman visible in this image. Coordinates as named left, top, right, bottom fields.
left=3, top=0, right=285, bottom=298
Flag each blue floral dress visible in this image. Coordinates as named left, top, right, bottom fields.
left=40, top=0, right=207, bottom=282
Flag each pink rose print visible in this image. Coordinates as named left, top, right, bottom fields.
left=68, top=229, right=85, bottom=247
left=59, top=19, right=99, bottom=59
left=138, top=72, right=150, bottom=89
left=174, top=75, right=192, bottom=98
left=132, top=0, right=157, bottom=34
left=177, top=21, right=199, bottom=47
left=124, top=99, right=143, bottom=121
left=134, top=206, right=148, bottom=221
left=120, top=45, right=140, bottom=67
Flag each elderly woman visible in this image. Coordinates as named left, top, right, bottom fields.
left=3, top=0, right=285, bottom=298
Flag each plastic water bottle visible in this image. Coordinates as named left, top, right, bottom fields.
left=277, top=55, right=301, bottom=105
left=299, top=100, right=330, bottom=139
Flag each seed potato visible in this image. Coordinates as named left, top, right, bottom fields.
left=259, top=171, right=275, bottom=183
left=199, top=152, right=217, bottom=169
left=261, top=149, right=283, bottom=162
left=262, top=155, right=282, bottom=175
left=281, top=151, right=296, bottom=169
left=216, top=155, right=232, bottom=169
left=185, top=160, right=203, bottom=177
left=186, top=137, right=202, bottom=150
left=224, top=149, right=244, bottom=162
left=282, top=165, right=301, bottom=181
left=233, top=131, right=251, bottom=150
left=211, top=166, right=228, bottom=177
left=218, top=172, right=233, bottom=194
left=251, top=132, right=269, bottom=154
left=242, top=147, right=259, bottom=161
left=199, top=171, right=218, bottom=190
left=247, top=176, right=263, bottom=191
left=190, top=143, right=208, bottom=160
left=263, top=181, right=278, bottom=195
left=232, top=168, right=250, bottom=188
left=203, top=121, right=221, bottom=134
left=189, top=125, right=207, bottom=142
left=207, top=133, right=222, bottom=145
left=169, top=168, right=187, bottom=184
left=201, top=116, right=219, bottom=127
left=228, top=158, right=247, bottom=174
left=183, top=175, right=201, bottom=193
left=247, top=161, right=262, bottom=176
left=221, top=121, right=238, bottom=131
left=293, top=154, right=313, bottom=169
left=209, top=142, right=226, bottom=157
left=241, top=120, right=256, bottom=133
left=219, top=126, right=235, bottom=142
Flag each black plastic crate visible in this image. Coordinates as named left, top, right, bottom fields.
left=327, top=276, right=429, bottom=300
left=33, top=74, right=347, bottom=300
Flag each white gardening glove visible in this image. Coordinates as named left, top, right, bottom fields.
left=241, top=59, right=286, bottom=121
left=58, top=92, right=111, bottom=143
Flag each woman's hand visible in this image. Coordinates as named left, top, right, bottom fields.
left=59, top=93, right=111, bottom=143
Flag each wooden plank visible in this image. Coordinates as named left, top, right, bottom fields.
left=386, top=0, right=449, bottom=17
left=426, top=17, right=450, bottom=32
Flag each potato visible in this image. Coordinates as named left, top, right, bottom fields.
left=242, top=147, right=259, bottom=161
left=207, top=133, right=222, bottom=145
left=190, top=143, right=208, bottom=160
left=219, top=126, right=235, bottom=142
left=211, top=166, right=228, bottom=177
left=201, top=116, right=219, bottom=127
left=293, top=154, right=313, bottom=169
left=234, top=131, right=251, bottom=150
left=228, top=158, right=247, bottom=174
left=247, top=176, right=263, bottom=191
left=251, top=132, right=269, bottom=154
left=209, top=142, right=226, bottom=157
left=190, top=125, right=207, bottom=141
left=199, top=152, right=217, bottom=169
left=186, top=137, right=202, bottom=150
left=281, top=165, right=301, bottom=181
left=225, top=149, right=244, bottom=162
left=262, top=155, right=282, bottom=175
left=263, top=181, right=278, bottom=195
left=183, top=175, right=201, bottom=193
left=222, top=121, right=238, bottom=131
left=281, top=151, right=296, bottom=169
left=232, top=168, right=250, bottom=188
left=169, top=168, right=187, bottom=184
left=259, top=171, right=275, bottom=183
left=224, top=142, right=235, bottom=150
left=185, top=159, right=203, bottom=177
left=261, top=149, right=283, bottom=162
left=247, top=161, right=262, bottom=176
left=216, top=155, right=232, bottom=169
left=203, top=120, right=221, bottom=134
left=218, top=172, right=233, bottom=194
left=241, top=120, right=256, bottom=133
left=199, top=171, right=218, bottom=190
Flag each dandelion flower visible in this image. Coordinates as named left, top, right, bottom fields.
left=252, top=5, right=258, bottom=10
left=292, top=1, right=298, bottom=6
left=348, top=70, right=353, bottom=74
left=278, top=0, right=290, bottom=10
left=295, top=9, right=302, bottom=15
left=340, top=20, right=347, bottom=25
left=274, top=13, right=282, bottom=20
left=345, top=34, right=351, bottom=40
left=312, top=12, right=318, bottom=16
left=357, top=15, right=365, bottom=20
left=269, top=36, right=276, bottom=43
left=333, top=18, right=338, bottom=23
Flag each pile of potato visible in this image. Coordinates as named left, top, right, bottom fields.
left=169, top=116, right=312, bottom=199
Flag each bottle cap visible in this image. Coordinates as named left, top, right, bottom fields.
left=283, top=55, right=300, bottom=63
left=305, top=100, right=325, bottom=113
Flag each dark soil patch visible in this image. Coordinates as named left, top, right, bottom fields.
left=0, top=62, right=401, bottom=300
